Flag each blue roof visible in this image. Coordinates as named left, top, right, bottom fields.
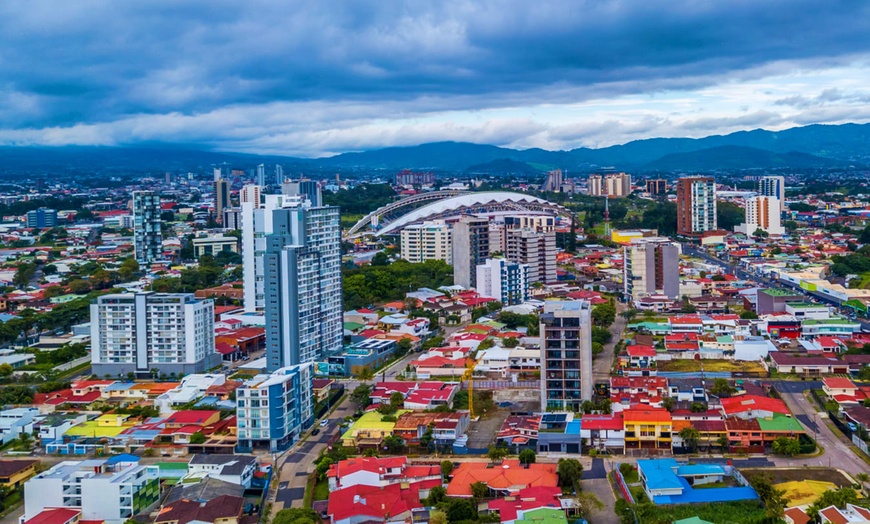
left=565, top=421, right=582, bottom=435
left=653, top=477, right=758, bottom=504
left=676, top=464, right=725, bottom=477
left=195, top=396, right=219, bottom=407
left=638, top=459, right=682, bottom=491
left=102, top=382, right=134, bottom=392
left=0, top=313, right=18, bottom=323
left=105, top=453, right=140, bottom=464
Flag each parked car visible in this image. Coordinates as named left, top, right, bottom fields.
left=311, top=428, right=320, bottom=436
left=319, top=419, right=329, bottom=427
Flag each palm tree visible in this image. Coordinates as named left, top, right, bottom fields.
left=856, top=473, right=869, bottom=496
left=357, top=367, right=375, bottom=383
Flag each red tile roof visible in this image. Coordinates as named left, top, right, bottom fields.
left=720, top=395, right=789, bottom=416
left=24, top=509, right=81, bottom=524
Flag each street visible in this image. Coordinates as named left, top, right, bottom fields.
left=594, top=301, right=627, bottom=384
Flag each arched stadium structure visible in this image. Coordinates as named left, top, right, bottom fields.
left=349, top=191, right=573, bottom=238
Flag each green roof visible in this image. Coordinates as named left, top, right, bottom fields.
left=757, top=413, right=804, bottom=432
left=628, top=322, right=671, bottom=331
left=515, top=507, right=568, bottom=524
left=786, top=302, right=825, bottom=309
left=760, top=288, right=798, bottom=297
left=341, top=410, right=410, bottom=440
left=716, top=335, right=733, bottom=343
left=802, top=317, right=858, bottom=325
left=481, top=320, right=506, bottom=329
left=157, top=462, right=190, bottom=470
left=343, top=321, right=366, bottom=331
left=674, top=518, right=714, bottom=524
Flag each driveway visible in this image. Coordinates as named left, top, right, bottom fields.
left=593, top=302, right=627, bottom=384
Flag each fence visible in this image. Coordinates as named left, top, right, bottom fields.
left=463, top=380, right=540, bottom=390
left=828, top=410, right=853, bottom=438
left=853, top=435, right=870, bottom=456
left=613, top=466, right=634, bottom=505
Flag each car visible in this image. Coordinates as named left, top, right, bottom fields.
left=319, top=419, right=329, bottom=427
left=848, top=422, right=858, bottom=432
left=311, top=428, right=320, bottom=436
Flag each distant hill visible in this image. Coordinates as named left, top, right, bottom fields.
left=0, top=122, right=867, bottom=173
left=464, top=158, right=544, bottom=175
left=643, top=146, right=846, bottom=171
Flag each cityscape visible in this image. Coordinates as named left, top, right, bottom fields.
left=1, top=3, right=870, bottom=524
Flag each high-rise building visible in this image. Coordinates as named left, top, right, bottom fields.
left=90, top=292, right=218, bottom=377
left=451, top=216, right=490, bottom=289
left=736, top=196, right=784, bottom=236
left=262, top=199, right=342, bottom=370
left=222, top=207, right=241, bottom=230
left=758, top=176, right=786, bottom=215
left=400, top=221, right=452, bottom=264
left=540, top=300, right=593, bottom=411
left=395, top=170, right=434, bottom=186
left=543, top=169, right=563, bottom=192
left=24, top=459, right=159, bottom=523
left=504, top=215, right=556, bottom=232
left=588, top=173, right=631, bottom=196
left=236, top=363, right=314, bottom=452
left=26, top=207, right=58, bottom=229
left=476, top=258, right=529, bottom=305
left=505, top=228, right=557, bottom=284
left=240, top=184, right=262, bottom=206
left=676, top=177, right=717, bottom=237
left=275, top=164, right=284, bottom=186
left=282, top=178, right=322, bottom=206
left=624, top=238, right=681, bottom=301
left=132, top=191, right=162, bottom=264
left=214, top=179, right=230, bottom=224
left=256, top=164, right=266, bottom=187
left=646, top=179, right=667, bottom=195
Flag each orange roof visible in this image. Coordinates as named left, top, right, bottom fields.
left=823, top=377, right=857, bottom=390
left=623, top=408, right=672, bottom=423
left=446, top=459, right=557, bottom=497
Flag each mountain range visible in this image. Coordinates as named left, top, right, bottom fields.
left=2, top=122, right=868, bottom=175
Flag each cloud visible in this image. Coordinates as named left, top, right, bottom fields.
left=1, top=1, right=870, bottom=154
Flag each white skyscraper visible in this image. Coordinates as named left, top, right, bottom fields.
left=476, top=258, right=529, bottom=305
left=90, top=292, right=217, bottom=377
left=758, top=176, right=786, bottom=215
left=256, top=164, right=266, bottom=187
left=736, top=196, right=784, bottom=236
left=275, top=164, right=284, bottom=186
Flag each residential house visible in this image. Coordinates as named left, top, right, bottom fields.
left=187, top=455, right=256, bottom=488
left=623, top=408, right=672, bottom=452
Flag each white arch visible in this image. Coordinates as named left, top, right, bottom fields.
left=374, top=191, right=569, bottom=237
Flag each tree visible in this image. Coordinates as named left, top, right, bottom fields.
left=118, top=258, right=140, bottom=281
left=272, top=508, right=319, bottom=524
left=710, top=378, right=736, bottom=398
left=189, top=431, right=206, bottom=444
left=740, top=310, right=758, bottom=320
left=357, top=367, right=375, bottom=382
left=487, top=445, right=508, bottom=462
left=749, top=473, right=787, bottom=520
left=519, top=448, right=536, bottom=464
left=383, top=434, right=405, bottom=453
left=68, top=279, right=91, bottom=294
left=662, top=397, right=675, bottom=412
left=426, top=486, right=447, bottom=506
left=13, top=263, right=36, bottom=289
left=502, top=337, right=519, bottom=348
left=573, top=492, right=605, bottom=521
left=470, top=481, right=489, bottom=499
left=556, top=458, right=583, bottom=489
left=856, top=473, right=869, bottom=496
left=350, top=384, right=372, bottom=407
left=389, top=391, right=404, bottom=410
left=691, top=402, right=707, bottom=413
left=444, top=498, right=476, bottom=522
left=396, top=337, right=412, bottom=356
left=371, top=252, right=390, bottom=266
left=42, top=285, right=67, bottom=298
left=678, top=426, right=700, bottom=452
left=592, top=301, right=617, bottom=327
left=0, top=363, right=13, bottom=378
left=809, top=487, right=859, bottom=521
left=772, top=436, right=801, bottom=456
left=717, top=435, right=730, bottom=451
left=440, top=460, right=453, bottom=479
left=428, top=510, right=447, bottom=524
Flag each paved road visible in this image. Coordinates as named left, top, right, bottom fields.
left=776, top=387, right=866, bottom=477
left=593, top=301, right=627, bottom=385
left=271, top=395, right=358, bottom=514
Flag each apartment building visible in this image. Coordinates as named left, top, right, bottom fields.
left=90, top=292, right=217, bottom=377
left=676, top=177, right=717, bottom=237
left=132, top=191, right=162, bottom=264
left=736, top=196, right=784, bottom=236
left=505, top=228, right=557, bottom=284
left=400, top=221, right=452, bottom=264
left=475, top=258, right=530, bottom=306
left=452, top=216, right=490, bottom=289
left=624, top=237, right=681, bottom=301
left=540, top=300, right=593, bottom=411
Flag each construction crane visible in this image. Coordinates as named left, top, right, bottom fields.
left=462, top=360, right=476, bottom=419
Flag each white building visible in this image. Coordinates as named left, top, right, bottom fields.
left=475, top=258, right=530, bottom=306
left=758, top=176, right=786, bottom=215
left=153, top=374, right=227, bottom=414
left=187, top=454, right=256, bottom=488
left=24, top=459, right=160, bottom=524
left=504, top=228, right=557, bottom=284
left=624, top=237, right=681, bottom=301
left=236, top=363, right=314, bottom=453
left=736, top=196, right=784, bottom=236
left=0, top=407, right=40, bottom=444
left=90, top=292, right=218, bottom=377
left=400, top=221, right=452, bottom=264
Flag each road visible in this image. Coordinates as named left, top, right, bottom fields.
left=593, top=301, right=627, bottom=385
left=776, top=385, right=867, bottom=478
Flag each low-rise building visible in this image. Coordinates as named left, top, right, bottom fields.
left=187, top=454, right=256, bottom=488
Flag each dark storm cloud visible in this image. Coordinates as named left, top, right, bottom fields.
left=0, top=1, right=869, bottom=152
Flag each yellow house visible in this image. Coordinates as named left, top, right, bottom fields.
left=623, top=408, right=672, bottom=452
left=0, top=459, right=39, bottom=489
left=340, top=410, right=409, bottom=448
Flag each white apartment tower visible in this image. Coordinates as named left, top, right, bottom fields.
left=758, top=176, right=786, bottom=215
left=90, top=292, right=217, bottom=377
left=736, top=196, right=784, bottom=236
left=400, top=221, right=452, bottom=264
left=476, top=258, right=530, bottom=305
left=624, top=238, right=682, bottom=301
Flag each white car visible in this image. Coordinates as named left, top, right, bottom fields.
left=319, top=419, right=329, bottom=427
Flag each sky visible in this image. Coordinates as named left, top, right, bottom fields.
left=1, top=1, right=869, bottom=157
